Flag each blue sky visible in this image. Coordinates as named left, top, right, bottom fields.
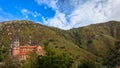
left=0, top=0, right=120, bottom=29
left=0, top=0, right=55, bottom=24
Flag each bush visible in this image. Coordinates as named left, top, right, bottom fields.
left=35, top=50, right=74, bottom=68
left=105, top=41, right=120, bottom=68
left=78, top=60, right=96, bottom=68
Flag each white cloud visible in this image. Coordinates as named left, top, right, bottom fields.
left=69, top=0, right=108, bottom=27
left=21, top=9, right=41, bottom=19
left=47, top=11, right=68, bottom=29
left=21, top=9, right=28, bottom=13
left=105, top=0, right=120, bottom=20
left=42, top=16, right=48, bottom=25
left=35, top=0, right=58, bottom=10
left=32, top=11, right=41, bottom=18
left=36, top=0, right=120, bottom=30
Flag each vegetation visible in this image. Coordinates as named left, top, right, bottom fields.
left=52, top=21, right=120, bottom=57
left=0, top=48, right=8, bottom=62
left=78, top=60, right=96, bottom=68
left=1, top=56, right=21, bottom=68
left=35, top=49, right=73, bottom=68
left=105, top=41, right=120, bottom=68
left=0, top=20, right=120, bottom=68
left=1, top=48, right=74, bottom=68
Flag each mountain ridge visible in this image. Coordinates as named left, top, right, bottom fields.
left=49, top=21, right=120, bottom=57
left=0, top=20, right=120, bottom=68
left=0, top=20, right=97, bottom=68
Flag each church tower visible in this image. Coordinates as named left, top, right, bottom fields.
left=10, top=36, right=20, bottom=48
left=9, top=32, right=20, bottom=56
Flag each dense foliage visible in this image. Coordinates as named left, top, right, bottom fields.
left=78, top=60, right=96, bottom=68
left=0, top=48, right=8, bottom=62
left=36, top=50, right=74, bottom=68
left=105, top=41, right=120, bottom=68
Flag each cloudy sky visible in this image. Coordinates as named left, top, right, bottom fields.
left=0, top=0, right=120, bottom=29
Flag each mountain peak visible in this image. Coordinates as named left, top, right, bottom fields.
left=1, top=20, right=35, bottom=25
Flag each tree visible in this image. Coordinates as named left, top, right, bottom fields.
left=0, top=48, right=8, bottom=62
left=21, top=53, right=38, bottom=68
left=21, top=49, right=74, bottom=68
left=78, top=60, right=96, bottom=68
left=2, top=56, right=21, bottom=68
left=35, top=49, right=74, bottom=68
left=105, top=41, right=120, bottom=68
left=1, top=48, right=73, bottom=68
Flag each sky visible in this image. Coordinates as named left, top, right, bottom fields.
left=0, top=0, right=120, bottom=30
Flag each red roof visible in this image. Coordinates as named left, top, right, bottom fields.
left=19, top=46, right=37, bottom=55
left=19, top=46, right=37, bottom=49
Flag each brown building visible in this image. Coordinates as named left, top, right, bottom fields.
left=9, top=37, right=44, bottom=60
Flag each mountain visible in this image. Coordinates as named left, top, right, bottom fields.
left=0, top=20, right=96, bottom=67
left=0, top=20, right=120, bottom=67
left=50, top=21, right=120, bottom=57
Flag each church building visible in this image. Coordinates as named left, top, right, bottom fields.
left=9, top=36, right=44, bottom=60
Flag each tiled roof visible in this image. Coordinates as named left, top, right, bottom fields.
left=19, top=46, right=37, bottom=49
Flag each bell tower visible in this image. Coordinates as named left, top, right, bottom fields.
left=10, top=36, right=20, bottom=48
left=10, top=30, right=20, bottom=47
left=9, top=32, right=20, bottom=56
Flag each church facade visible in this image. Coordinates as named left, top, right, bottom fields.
left=9, top=38, right=44, bottom=60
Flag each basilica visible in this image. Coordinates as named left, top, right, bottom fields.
left=9, top=37, right=44, bottom=60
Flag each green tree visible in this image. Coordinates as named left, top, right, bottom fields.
left=35, top=50, right=74, bottom=68
left=0, top=48, right=8, bottom=62
left=78, top=60, right=96, bottom=68
left=20, top=52, right=38, bottom=68
left=2, top=56, right=21, bottom=68
left=105, top=41, right=120, bottom=68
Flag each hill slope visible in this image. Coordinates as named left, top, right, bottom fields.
left=0, top=20, right=120, bottom=67
left=51, top=21, right=120, bottom=57
left=0, top=20, right=96, bottom=67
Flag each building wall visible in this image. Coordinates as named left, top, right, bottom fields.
left=11, top=45, right=44, bottom=60
left=36, top=46, right=45, bottom=55
left=12, top=47, right=19, bottom=56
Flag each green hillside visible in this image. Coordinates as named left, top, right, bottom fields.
left=0, top=20, right=120, bottom=68
left=0, top=20, right=96, bottom=68
left=51, top=21, right=120, bottom=57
